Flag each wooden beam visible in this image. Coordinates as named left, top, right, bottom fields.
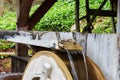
left=117, top=0, right=120, bottom=33
left=17, top=0, right=34, bottom=29
left=75, top=0, right=80, bottom=32
left=83, top=0, right=108, bottom=33
left=110, top=0, right=116, bottom=33
left=29, top=0, right=56, bottom=30
left=89, top=9, right=117, bottom=17
left=16, top=0, right=34, bottom=57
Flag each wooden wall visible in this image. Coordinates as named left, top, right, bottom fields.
left=86, top=34, right=119, bottom=80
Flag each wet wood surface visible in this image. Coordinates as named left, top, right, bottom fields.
left=23, top=51, right=105, bottom=80
left=87, top=34, right=119, bottom=80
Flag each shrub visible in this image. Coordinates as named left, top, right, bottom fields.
left=0, top=12, right=16, bottom=30
left=0, top=40, right=15, bottom=50
left=33, top=1, right=75, bottom=31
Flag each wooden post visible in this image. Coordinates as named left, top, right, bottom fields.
left=85, top=0, right=90, bottom=31
left=117, top=0, right=120, bottom=33
left=75, top=0, right=80, bottom=32
left=16, top=0, right=34, bottom=56
left=16, top=0, right=30, bottom=56
left=110, top=0, right=116, bottom=33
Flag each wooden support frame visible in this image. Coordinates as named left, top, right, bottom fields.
left=117, top=0, right=120, bottom=33
left=75, top=0, right=80, bottom=32
left=83, top=0, right=117, bottom=33
left=83, top=0, right=108, bottom=33
left=16, top=0, right=34, bottom=57
left=89, top=9, right=117, bottom=17
left=29, top=0, right=56, bottom=30
left=17, top=0, right=34, bottom=29
left=16, top=0, right=56, bottom=56
left=110, top=0, right=116, bottom=33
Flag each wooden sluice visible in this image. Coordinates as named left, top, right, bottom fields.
left=0, top=30, right=120, bottom=80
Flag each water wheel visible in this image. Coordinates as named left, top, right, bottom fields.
left=0, top=73, right=22, bottom=80
left=22, top=51, right=105, bottom=80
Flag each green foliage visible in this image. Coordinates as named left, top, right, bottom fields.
left=0, top=11, right=16, bottom=30
left=33, top=1, right=75, bottom=31
left=0, top=11, right=16, bottom=53
left=0, top=0, right=115, bottom=52
left=89, top=0, right=110, bottom=10
left=92, top=17, right=113, bottom=33
left=0, top=40, right=15, bottom=50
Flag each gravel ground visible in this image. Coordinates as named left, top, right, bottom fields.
left=0, top=58, right=11, bottom=73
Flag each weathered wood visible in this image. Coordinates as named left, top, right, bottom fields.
left=23, top=51, right=105, bottom=80
left=0, top=73, right=22, bottom=80
left=0, top=30, right=120, bottom=79
left=15, top=43, right=29, bottom=56
left=117, top=0, right=120, bottom=33
left=11, top=56, right=30, bottom=72
left=75, top=0, right=80, bottom=32
left=16, top=0, right=32, bottom=57
left=23, top=51, right=73, bottom=80
left=17, top=0, right=34, bottom=29
left=0, top=31, right=87, bottom=51
left=87, top=34, right=119, bottom=80
left=89, top=9, right=117, bottom=17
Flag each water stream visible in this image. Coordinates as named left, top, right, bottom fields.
left=66, top=50, right=79, bottom=80
left=66, top=50, right=89, bottom=80
left=80, top=51, right=89, bottom=80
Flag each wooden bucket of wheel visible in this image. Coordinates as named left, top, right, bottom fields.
left=0, top=73, right=22, bottom=80
left=22, top=51, right=106, bottom=80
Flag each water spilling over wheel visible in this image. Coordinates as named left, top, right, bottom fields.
left=22, top=51, right=105, bottom=80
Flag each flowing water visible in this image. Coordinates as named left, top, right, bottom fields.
left=80, top=51, right=89, bottom=80
left=66, top=50, right=79, bottom=80
left=66, top=50, right=89, bottom=80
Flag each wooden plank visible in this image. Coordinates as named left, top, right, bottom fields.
left=87, top=34, right=119, bottom=80
left=117, top=0, right=120, bottom=33
left=0, top=52, right=15, bottom=56
left=89, top=9, right=117, bottom=17
left=75, top=0, right=80, bottom=32
left=29, top=0, right=56, bottom=30
left=0, top=73, right=22, bottom=80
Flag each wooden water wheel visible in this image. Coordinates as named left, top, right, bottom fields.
left=22, top=50, right=106, bottom=80
left=22, top=51, right=72, bottom=80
